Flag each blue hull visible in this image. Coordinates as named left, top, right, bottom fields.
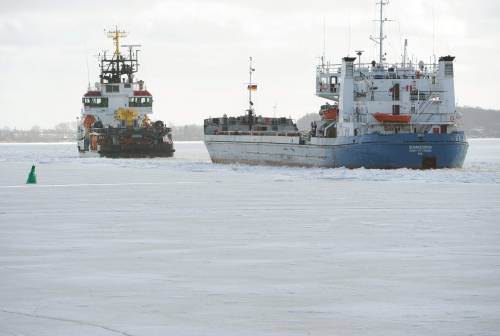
left=205, top=132, right=468, bottom=169
left=332, top=132, right=468, bottom=169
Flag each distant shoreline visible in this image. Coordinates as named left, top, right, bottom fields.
left=0, top=138, right=497, bottom=145
left=0, top=141, right=205, bottom=145
left=3, top=106, right=500, bottom=141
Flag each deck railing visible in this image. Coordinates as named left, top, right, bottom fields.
left=317, top=62, right=439, bottom=79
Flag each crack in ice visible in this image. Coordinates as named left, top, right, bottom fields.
left=0, top=308, right=136, bottom=336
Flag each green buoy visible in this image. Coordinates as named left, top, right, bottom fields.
left=26, top=165, right=37, bottom=184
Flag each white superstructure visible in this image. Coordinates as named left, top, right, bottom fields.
left=203, top=1, right=468, bottom=169
left=316, top=0, right=459, bottom=137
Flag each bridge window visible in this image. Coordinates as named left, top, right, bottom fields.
left=106, top=85, right=120, bottom=93
left=392, top=84, right=400, bottom=101
left=445, top=63, right=454, bottom=77
left=82, top=97, right=108, bottom=107
left=129, top=97, right=153, bottom=107
left=392, top=105, right=400, bottom=115
left=346, top=63, right=354, bottom=77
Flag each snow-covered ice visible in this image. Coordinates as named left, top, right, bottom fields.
left=0, top=140, right=499, bottom=335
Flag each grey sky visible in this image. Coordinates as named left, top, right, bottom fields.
left=1, top=0, right=499, bottom=129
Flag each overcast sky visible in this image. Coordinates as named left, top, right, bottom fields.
left=1, top=0, right=499, bottom=129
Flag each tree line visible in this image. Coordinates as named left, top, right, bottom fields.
left=1, top=106, right=499, bottom=142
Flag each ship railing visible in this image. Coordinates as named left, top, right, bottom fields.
left=300, top=133, right=311, bottom=142
left=215, top=130, right=301, bottom=137
left=88, top=127, right=106, bottom=134
left=417, top=92, right=442, bottom=114
left=353, top=114, right=369, bottom=124
left=89, top=125, right=171, bottom=135
left=316, top=63, right=342, bottom=74
left=410, top=112, right=457, bottom=125
left=317, top=62, right=439, bottom=79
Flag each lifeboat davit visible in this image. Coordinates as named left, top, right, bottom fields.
left=373, top=113, right=411, bottom=123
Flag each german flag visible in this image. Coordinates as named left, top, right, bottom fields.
left=247, top=84, right=258, bottom=91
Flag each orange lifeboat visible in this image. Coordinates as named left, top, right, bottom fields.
left=373, top=113, right=411, bottom=123
left=322, top=108, right=338, bottom=120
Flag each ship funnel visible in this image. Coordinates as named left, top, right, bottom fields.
left=438, top=56, right=456, bottom=114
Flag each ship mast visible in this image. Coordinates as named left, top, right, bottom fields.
left=99, top=27, right=140, bottom=84
left=249, top=57, right=255, bottom=111
left=402, top=38, right=408, bottom=67
left=107, top=26, right=127, bottom=57
left=370, top=0, right=389, bottom=65
left=247, top=57, right=255, bottom=130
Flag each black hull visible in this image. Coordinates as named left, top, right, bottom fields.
left=78, top=125, right=175, bottom=158
left=98, top=143, right=175, bottom=158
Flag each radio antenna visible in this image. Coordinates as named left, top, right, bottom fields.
left=322, top=17, right=327, bottom=64
left=86, top=55, right=90, bottom=89
left=347, top=7, right=352, bottom=55
left=402, top=39, right=408, bottom=67
left=247, top=57, right=256, bottom=130
left=432, top=4, right=437, bottom=66
left=370, top=0, right=390, bottom=65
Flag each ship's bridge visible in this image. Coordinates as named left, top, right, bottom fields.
left=316, top=61, right=441, bottom=101
left=82, top=91, right=109, bottom=108
left=82, top=83, right=153, bottom=110
left=81, top=81, right=154, bottom=128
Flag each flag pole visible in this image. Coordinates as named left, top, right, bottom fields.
left=248, top=57, right=255, bottom=130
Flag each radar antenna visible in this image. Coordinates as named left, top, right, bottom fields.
left=106, top=26, right=128, bottom=56
left=356, top=50, right=364, bottom=68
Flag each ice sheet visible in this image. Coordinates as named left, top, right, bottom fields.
left=0, top=140, right=499, bottom=335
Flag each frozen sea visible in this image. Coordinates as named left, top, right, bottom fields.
left=0, top=139, right=500, bottom=336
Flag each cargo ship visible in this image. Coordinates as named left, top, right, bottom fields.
left=203, top=1, right=468, bottom=169
left=77, top=28, right=174, bottom=158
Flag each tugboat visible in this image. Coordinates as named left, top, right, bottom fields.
left=203, top=1, right=468, bottom=169
left=78, top=28, right=174, bottom=158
